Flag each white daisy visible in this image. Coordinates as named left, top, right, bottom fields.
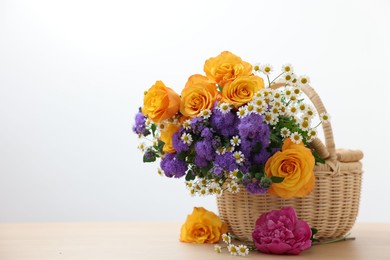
left=233, top=151, right=245, bottom=164
left=181, top=133, right=193, bottom=145
left=218, top=102, right=231, bottom=114
left=260, top=88, right=273, bottom=98
left=182, top=119, right=191, bottom=130
left=263, top=112, right=275, bottom=125
left=245, top=103, right=255, bottom=114
left=214, top=245, right=222, bottom=253
left=229, top=169, right=239, bottom=179
left=216, top=147, right=225, bottom=155
left=280, top=127, right=291, bottom=138
left=237, top=107, right=247, bottom=118
left=213, top=187, right=223, bottom=197
left=254, top=105, right=266, bottom=115
left=305, top=106, right=316, bottom=117
left=261, top=64, right=273, bottom=75
left=289, top=94, right=298, bottom=102
left=290, top=132, right=303, bottom=144
left=252, top=62, right=261, bottom=74
left=308, top=129, right=318, bottom=138
left=227, top=182, right=240, bottom=193
left=320, top=112, right=331, bottom=123
left=282, top=73, right=294, bottom=84
left=298, top=75, right=310, bottom=86
left=185, top=180, right=193, bottom=189
left=300, top=119, right=310, bottom=131
left=253, top=97, right=266, bottom=107
left=199, top=187, right=207, bottom=196
left=228, top=244, right=238, bottom=256
left=158, top=122, right=166, bottom=131
left=270, top=106, right=280, bottom=116
left=230, top=136, right=241, bottom=147
left=222, top=234, right=231, bottom=244
left=237, top=245, right=249, bottom=256
left=200, top=109, right=212, bottom=119
left=292, top=87, right=302, bottom=96
left=189, top=188, right=196, bottom=196
left=224, top=146, right=234, bottom=153
left=273, top=91, right=282, bottom=101
left=282, top=63, right=294, bottom=73
left=289, top=105, right=298, bottom=115
left=298, top=103, right=307, bottom=113
left=137, top=142, right=146, bottom=152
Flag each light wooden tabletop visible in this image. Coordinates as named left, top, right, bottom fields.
left=0, top=222, right=389, bottom=260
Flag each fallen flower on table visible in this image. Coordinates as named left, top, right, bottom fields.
left=180, top=207, right=227, bottom=244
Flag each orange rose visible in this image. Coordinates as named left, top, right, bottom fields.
left=180, top=207, right=228, bottom=244
left=221, top=75, right=264, bottom=107
left=142, top=81, right=180, bottom=123
left=180, top=74, right=218, bottom=117
left=160, top=123, right=180, bottom=153
left=204, top=51, right=252, bottom=86
left=265, top=138, right=315, bottom=198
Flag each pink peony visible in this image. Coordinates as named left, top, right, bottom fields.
left=252, top=206, right=312, bottom=255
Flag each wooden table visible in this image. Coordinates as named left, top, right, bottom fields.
left=0, top=222, right=389, bottom=259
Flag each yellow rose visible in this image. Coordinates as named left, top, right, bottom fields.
left=204, top=51, right=252, bottom=86
left=265, top=138, right=315, bottom=198
left=180, top=207, right=228, bottom=244
left=221, top=75, right=264, bottom=107
left=160, top=123, right=180, bottom=153
left=180, top=74, right=218, bottom=117
left=142, top=81, right=180, bottom=123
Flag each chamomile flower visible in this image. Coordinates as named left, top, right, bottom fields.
left=218, top=102, right=231, bottom=114
left=305, top=106, right=316, bottom=117
left=228, top=244, right=238, bottom=256
left=252, top=63, right=261, bottom=74
left=272, top=100, right=282, bottom=108
left=229, top=169, right=239, bottom=179
left=230, top=136, right=241, bottom=147
left=237, top=107, right=247, bottom=118
left=214, top=245, right=222, bottom=254
left=280, top=127, right=291, bottom=138
left=308, top=129, right=318, bottom=138
left=200, top=109, right=212, bottom=119
left=261, top=64, right=273, bottom=75
left=289, top=105, right=298, bottom=115
left=254, top=105, right=266, bottom=115
left=320, top=112, right=331, bottom=123
left=228, top=182, right=240, bottom=193
left=273, top=91, right=282, bottom=101
left=292, top=87, right=302, bottom=96
left=185, top=180, right=193, bottom=189
left=237, top=245, right=249, bottom=256
left=216, top=147, right=225, bottom=155
left=284, top=88, right=293, bottom=98
left=199, top=187, right=207, bottom=196
left=233, top=151, right=245, bottom=164
left=182, top=119, right=191, bottom=130
left=222, top=234, right=231, bottom=244
left=224, top=146, right=235, bottom=153
left=181, top=133, right=193, bottom=145
left=263, top=112, right=275, bottom=125
left=279, top=105, right=287, bottom=115
left=159, top=122, right=166, bottom=131
left=289, top=94, right=298, bottom=102
left=282, top=64, right=294, bottom=73
left=282, top=73, right=294, bottom=83
left=270, top=106, right=280, bottom=116
left=298, top=75, right=310, bottom=86
left=138, top=142, right=146, bottom=152
left=253, top=97, right=266, bottom=107
left=300, top=119, right=310, bottom=131
left=245, top=103, right=255, bottom=114
left=200, top=178, right=207, bottom=186
left=298, top=103, right=307, bottom=113
left=207, top=187, right=215, bottom=195
left=260, top=88, right=273, bottom=98
left=290, top=132, right=303, bottom=144
left=189, top=188, right=196, bottom=196
left=213, top=187, right=223, bottom=197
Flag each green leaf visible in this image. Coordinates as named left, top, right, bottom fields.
left=143, top=153, right=156, bottom=163
left=177, top=151, right=187, bottom=161
left=271, top=176, right=285, bottom=183
left=236, top=170, right=243, bottom=179
left=157, top=140, right=165, bottom=153
left=185, top=172, right=196, bottom=181
left=151, top=124, right=157, bottom=137
left=312, top=150, right=325, bottom=164
left=310, top=228, right=320, bottom=242
left=255, top=172, right=262, bottom=180
left=217, top=85, right=223, bottom=92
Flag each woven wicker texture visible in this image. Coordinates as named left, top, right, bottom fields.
left=216, top=84, right=363, bottom=241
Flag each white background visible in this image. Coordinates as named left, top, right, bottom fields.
left=1, top=0, right=389, bottom=223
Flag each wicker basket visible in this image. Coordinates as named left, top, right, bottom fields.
left=216, top=83, right=363, bottom=241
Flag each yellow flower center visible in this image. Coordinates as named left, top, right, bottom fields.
left=301, top=78, right=308, bottom=84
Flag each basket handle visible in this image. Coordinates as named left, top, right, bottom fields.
left=270, top=83, right=337, bottom=162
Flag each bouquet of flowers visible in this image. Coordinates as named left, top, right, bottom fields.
left=133, top=51, right=330, bottom=199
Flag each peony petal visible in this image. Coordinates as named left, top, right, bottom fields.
left=267, top=242, right=292, bottom=254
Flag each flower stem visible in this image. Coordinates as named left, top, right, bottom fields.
left=270, top=72, right=285, bottom=85
left=313, top=234, right=355, bottom=245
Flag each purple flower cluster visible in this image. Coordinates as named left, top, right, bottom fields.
left=172, top=129, right=190, bottom=153
left=242, top=175, right=271, bottom=194
left=160, top=153, right=188, bottom=178
left=238, top=113, right=271, bottom=165
left=132, top=111, right=150, bottom=136
left=210, top=108, right=239, bottom=137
